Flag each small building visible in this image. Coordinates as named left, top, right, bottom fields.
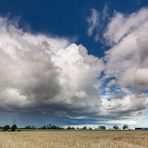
left=135, top=128, right=148, bottom=130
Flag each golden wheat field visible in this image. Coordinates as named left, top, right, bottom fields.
left=0, top=131, right=147, bottom=148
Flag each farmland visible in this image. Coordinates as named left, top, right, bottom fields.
left=0, top=130, right=147, bottom=148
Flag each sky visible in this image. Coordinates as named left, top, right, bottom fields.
left=0, top=0, right=148, bottom=128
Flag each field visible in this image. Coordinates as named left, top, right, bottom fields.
left=0, top=131, right=147, bottom=148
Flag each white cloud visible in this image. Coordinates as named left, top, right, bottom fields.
left=87, top=9, right=99, bottom=37
left=104, top=94, right=147, bottom=113
left=104, top=8, right=148, bottom=44
left=104, top=8, right=148, bottom=92
left=0, top=16, right=105, bottom=119
left=102, top=5, right=109, bottom=21
left=87, top=6, right=109, bottom=42
left=98, top=7, right=148, bottom=126
left=0, top=11, right=148, bottom=127
left=105, top=119, right=137, bottom=126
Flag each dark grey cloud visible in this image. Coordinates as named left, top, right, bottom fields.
left=0, top=12, right=148, bottom=127
left=0, top=16, right=105, bottom=120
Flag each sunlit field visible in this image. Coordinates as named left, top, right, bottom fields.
left=0, top=131, right=147, bottom=148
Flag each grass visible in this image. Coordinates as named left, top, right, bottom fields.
left=0, top=130, right=147, bottom=148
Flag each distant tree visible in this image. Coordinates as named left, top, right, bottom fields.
left=3, top=125, right=10, bottom=131
left=122, top=124, right=128, bottom=130
left=41, top=124, right=63, bottom=130
left=25, top=125, right=36, bottom=129
left=41, top=124, right=52, bottom=129
left=66, top=126, right=71, bottom=130
left=89, top=127, right=92, bottom=130
left=51, top=125, right=58, bottom=129
left=66, top=126, right=75, bottom=130
left=99, top=125, right=106, bottom=130
left=42, top=125, right=46, bottom=129
left=71, top=127, right=75, bottom=130
left=82, top=126, right=87, bottom=130
left=11, top=124, right=17, bottom=131
left=113, top=125, right=119, bottom=130
left=76, top=127, right=80, bottom=130
left=51, top=125, right=62, bottom=129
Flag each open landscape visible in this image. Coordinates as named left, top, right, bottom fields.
left=0, top=1, right=148, bottom=148
left=0, top=131, right=147, bottom=148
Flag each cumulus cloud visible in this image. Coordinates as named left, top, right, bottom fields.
left=0, top=10, right=148, bottom=126
left=0, top=16, right=105, bottom=120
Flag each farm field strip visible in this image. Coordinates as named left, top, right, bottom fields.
left=0, top=131, right=147, bottom=148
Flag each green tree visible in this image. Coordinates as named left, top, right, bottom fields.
left=82, top=126, right=87, bottom=130
left=25, top=125, right=36, bottom=129
left=89, top=127, right=92, bottom=130
left=113, top=125, right=119, bottom=130
left=3, top=125, right=10, bottom=131
left=122, top=124, right=128, bottom=130
left=67, top=126, right=75, bottom=130
left=99, top=125, right=106, bottom=130
left=76, top=127, right=80, bottom=130
left=11, top=124, right=17, bottom=131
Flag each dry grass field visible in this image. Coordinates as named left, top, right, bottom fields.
left=0, top=130, right=147, bottom=148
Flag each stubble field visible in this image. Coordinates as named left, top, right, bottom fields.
left=0, top=130, right=147, bottom=148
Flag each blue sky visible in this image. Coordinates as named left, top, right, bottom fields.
left=0, top=0, right=148, bottom=128
left=0, top=0, right=147, bottom=57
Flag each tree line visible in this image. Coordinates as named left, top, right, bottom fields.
left=0, top=124, right=129, bottom=131
left=0, top=124, right=17, bottom=131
